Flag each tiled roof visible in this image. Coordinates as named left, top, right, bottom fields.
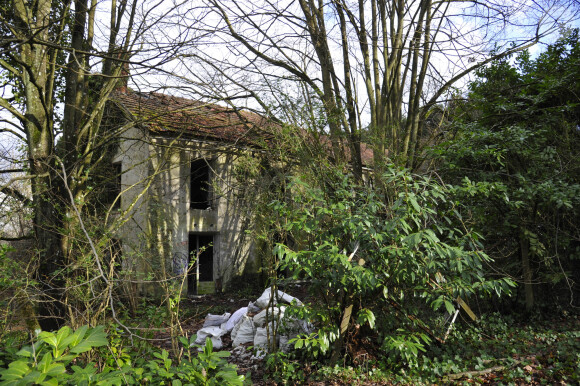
left=112, top=90, right=276, bottom=146
left=112, top=90, right=375, bottom=165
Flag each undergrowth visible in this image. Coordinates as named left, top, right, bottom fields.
left=0, top=325, right=247, bottom=385
left=265, top=312, right=580, bottom=384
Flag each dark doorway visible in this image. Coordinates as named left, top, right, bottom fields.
left=188, top=234, right=214, bottom=295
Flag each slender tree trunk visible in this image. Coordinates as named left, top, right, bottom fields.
left=520, top=229, right=534, bottom=311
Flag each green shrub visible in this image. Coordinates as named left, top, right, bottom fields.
left=0, top=325, right=246, bottom=385
left=272, top=167, right=514, bottom=365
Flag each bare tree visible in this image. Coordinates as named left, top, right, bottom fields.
left=175, top=0, right=578, bottom=176
left=0, top=0, right=180, bottom=329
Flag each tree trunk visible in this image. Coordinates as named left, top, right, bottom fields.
left=15, top=0, right=67, bottom=330
left=520, top=229, right=534, bottom=311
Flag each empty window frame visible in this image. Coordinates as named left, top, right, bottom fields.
left=188, top=234, right=214, bottom=295
left=190, top=159, right=212, bottom=209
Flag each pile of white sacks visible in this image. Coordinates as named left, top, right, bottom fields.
left=193, top=287, right=311, bottom=353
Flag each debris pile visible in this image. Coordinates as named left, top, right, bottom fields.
left=194, top=287, right=310, bottom=354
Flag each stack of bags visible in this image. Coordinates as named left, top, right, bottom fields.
left=194, top=287, right=311, bottom=353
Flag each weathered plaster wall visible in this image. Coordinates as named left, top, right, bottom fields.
left=116, top=130, right=259, bottom=295
left=112, top=125, right=151, bottom=292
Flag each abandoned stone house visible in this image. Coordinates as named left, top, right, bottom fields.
left=107, top=90, right=280, bottom=295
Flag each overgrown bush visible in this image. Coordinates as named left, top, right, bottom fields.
left=272, top=166, right=514, bottom=365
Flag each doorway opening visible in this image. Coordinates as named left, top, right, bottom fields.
left=188, top=234, right=214, bottom=295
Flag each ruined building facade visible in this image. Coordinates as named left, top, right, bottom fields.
left=107, top=90, right=276, bottom=295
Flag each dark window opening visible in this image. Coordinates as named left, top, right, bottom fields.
left=190, top=159, right=211, bottom=209
left=188, top=234, right=213, bottom=295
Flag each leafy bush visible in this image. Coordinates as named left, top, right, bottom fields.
left=0, top=325, right=109, bottom=385
left=434, top=30, right=580, bottom=312
left=272, top=167, right=514, bottom=364
left=264, top=351, right=305, bottom=384
left=0, top=325, right=246, bottom=385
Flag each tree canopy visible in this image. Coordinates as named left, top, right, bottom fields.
left=435, top=29, right=580, bottom=311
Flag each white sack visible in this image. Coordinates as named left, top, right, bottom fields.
left=230, top=315, right=245, bottom=341
left=232, top=316, right=255, bottom=347
left=255, top=287, right=302, bottom=309
left=202, top=313, right=231, bottom=328
left=207, top=336, right=223, bottom=350
left=194, top=326, right=227, bottom=349
left=221, top=307, right=248, bottom=332
left=247, top=301, right=261, bottom=314
left=254, top=322, right=279, bottom=352
left=253, top=306, right=285, bottom=328
left=253, top=326, right=271, bottom=350
left=279, top=335, right=292, bottom=353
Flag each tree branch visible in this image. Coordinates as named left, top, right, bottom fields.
left=0, top=178, right=33, bottom=205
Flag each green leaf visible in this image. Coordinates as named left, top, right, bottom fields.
left=39, top=377, right=58, bottom=386
left=444, top=300, right=456, bottom=315
left=70, top=326, right=108, bottom=354
left=204, top=337, right=213, bottom=354
left=1, top=360, right=30, bottom=380
left=404, top=232, right=422, bottom=247
left=55, top=326, right=72, bottom=349
left=45, top=363, right=66, bottom=377
left=37, top=352, right=54, bottom=373
left=409, top=195, right=421, bottom=212
left=357, top=309, right=376, bottom=329
left=67, top=325, right=88, bottom=348
left=16, top=341, right=43, bottom=358
left=38, top=331, right=58, bottom=350
left=218, top=370, right=245, bottom=385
